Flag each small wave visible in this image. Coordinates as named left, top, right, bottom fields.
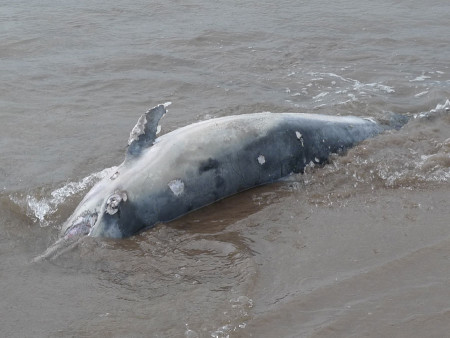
left=308, top=72, right=395, bottom=94
left=313, top=91, right=329, bottom=101
left=414, top=99, right=450, bottom=119
left=209, top=295, right=253, bottom=338
left=375, top=148, right=450, bottom=187
left=353, top=81, right=395, bottom=94
left=345, top=139, right=449, bottom=189
left=285, top=71, right=397, bottom=109
left=410, top=75, right=432, bottom=82
left=10, top=166, right=117, bottom=226
left=290, top=100, right=450, bottom=206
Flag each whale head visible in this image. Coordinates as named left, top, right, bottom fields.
left=61, top=175, right=144, bottom=239
left=60, top=177, right=124, bottom=239
left=61, top=104, right=169, bottom=240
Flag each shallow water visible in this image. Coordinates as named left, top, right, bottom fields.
left=1, top=1, right=449, bottom=337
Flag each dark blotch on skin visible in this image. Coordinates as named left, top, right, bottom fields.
left=215, top=175, right=225, bottom=189
left=199, top=158, right=220, bottom=173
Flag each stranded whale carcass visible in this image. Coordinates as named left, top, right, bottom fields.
left=61, top=103, right=404, bottom=239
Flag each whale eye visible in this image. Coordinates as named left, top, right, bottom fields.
left=105, top=191, right=128, bottom=215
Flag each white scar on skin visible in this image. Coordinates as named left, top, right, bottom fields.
left=110, top=171, right=119, bottom=180
left=296, top=131, right=304, bottom=146
left=257, top=155, right=266, bottom=165
left=168, top=179, right=185, bottom=196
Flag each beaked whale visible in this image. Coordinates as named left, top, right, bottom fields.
left=57, top=103, right=405, bottom=241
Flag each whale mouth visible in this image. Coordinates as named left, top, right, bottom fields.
left=64, top=212, right=98, bottom=239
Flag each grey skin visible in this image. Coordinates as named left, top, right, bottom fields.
left=60, top=104, right=404, bottom=239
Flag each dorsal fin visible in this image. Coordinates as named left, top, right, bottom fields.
left=126, top=103, right=170, bottom=160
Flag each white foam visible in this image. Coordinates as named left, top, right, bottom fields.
left=433, top=99, right=450, bottom=112
left=310, top=72, right=395, bottom=93
left=414, top=91, right=429, bottom=98
left=184, top=328, right=199, bottom=338
left=313, top=103, right=327, bottom=109
left=409, top=75, right=431, bottom=82
left=313, top=92, right=329, bottom=101
left=414, top=99, right=450, bottom=118
left=353, top=81, right=395, bottom=94
left=302, top=71, right=396, bottom=110
left=11, top=167, right=117, bottom=225
left=25, top=195, right=51, bottom=224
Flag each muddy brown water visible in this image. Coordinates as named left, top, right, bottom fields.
left=1, top=1, right=449, bottom=337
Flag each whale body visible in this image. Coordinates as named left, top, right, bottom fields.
left=60, top=104, right=397, bottom=239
